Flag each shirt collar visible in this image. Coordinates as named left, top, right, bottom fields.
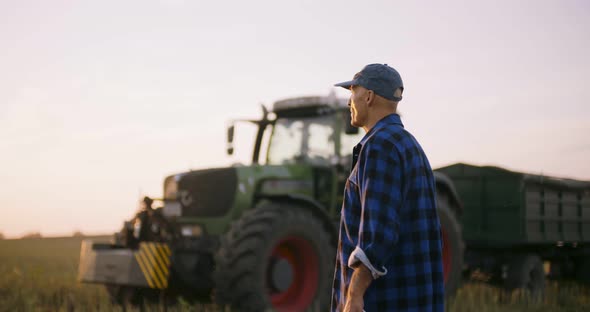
left=350, top=114, right=403, bottom=171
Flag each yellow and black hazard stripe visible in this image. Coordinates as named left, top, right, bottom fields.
left=134, top=242, right=171, bottom=289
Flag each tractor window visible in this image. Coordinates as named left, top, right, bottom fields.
left=307, top=122, right=335, bottom=165
left=267, top=120, right=303, bottom=165
left=267, top=115, right=334, bottom=166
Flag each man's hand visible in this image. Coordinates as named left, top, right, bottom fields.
left=344, top=263, right=372, bottom=312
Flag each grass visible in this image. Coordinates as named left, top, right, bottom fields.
left=447, top=281, right=590, bottom=312
left=0, top=236, right=110, bottom=311
left=0, top=236, right=589, bottom=311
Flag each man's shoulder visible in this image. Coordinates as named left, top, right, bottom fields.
left=367, top=123, right=415, bottom=149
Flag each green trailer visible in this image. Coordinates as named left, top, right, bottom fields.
left=436, top=163, right=590, bottom=296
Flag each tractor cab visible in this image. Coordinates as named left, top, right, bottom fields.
left=228, top=95, right=361, bottom=166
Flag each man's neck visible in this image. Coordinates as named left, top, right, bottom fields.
left=363, top=110, right=397, bottom=133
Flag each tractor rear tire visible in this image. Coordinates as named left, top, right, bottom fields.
left=504, top=254, right=545, bottom=300
left=213, top=202, right=335, bottom=312
left=437, top=194, right=464, bottom=298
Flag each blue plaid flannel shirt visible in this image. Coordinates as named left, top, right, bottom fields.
left=332, top=113, right=444, bottom=311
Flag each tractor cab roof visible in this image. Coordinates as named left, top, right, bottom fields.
left=272, top=95, right=348, bottom=118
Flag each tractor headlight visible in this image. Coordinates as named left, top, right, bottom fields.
left=181, top=225, right=203, bottom=237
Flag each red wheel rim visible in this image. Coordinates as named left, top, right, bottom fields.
left=441, top=228, right=451, bottom=283
left=268, top=236, right=319, bottom=311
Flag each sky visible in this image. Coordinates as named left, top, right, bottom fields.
left=1, top=0, right=589, bottom=238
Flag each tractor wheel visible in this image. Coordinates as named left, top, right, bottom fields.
left=437, top=194, right=464, bottom=297
left=213, top=202, right=335, bottom=312
left=504, top=254, right=545, bottom=300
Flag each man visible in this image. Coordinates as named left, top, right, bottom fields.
left=332, top=64, right=444, bottom=312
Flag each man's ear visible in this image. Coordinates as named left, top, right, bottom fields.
left=365, top=90, right=375, bottom=107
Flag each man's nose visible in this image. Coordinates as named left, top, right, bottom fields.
left=347, top=98, right=351, bottom=107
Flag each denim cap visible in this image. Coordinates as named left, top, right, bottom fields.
left=334, top=63, right=404, bottom=101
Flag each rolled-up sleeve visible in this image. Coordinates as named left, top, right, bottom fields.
left=347, top=141, right=402, bottom=279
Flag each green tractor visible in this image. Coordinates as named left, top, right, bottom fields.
left=78, top=95, right=464, bottom=311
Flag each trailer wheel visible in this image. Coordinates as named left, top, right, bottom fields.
left=437, top=194, right=464, bottom=297
left=213, top=202, right=335, bottom=312
left=505, top=254, right=545, bottom=299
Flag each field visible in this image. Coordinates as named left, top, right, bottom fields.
left=1, top=236, right=589, bottom=312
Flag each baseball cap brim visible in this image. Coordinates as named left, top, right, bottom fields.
left=334, top=79, right=357, bottom=89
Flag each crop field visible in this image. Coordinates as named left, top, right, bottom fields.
left=1, top=236, right=589, bottom=312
